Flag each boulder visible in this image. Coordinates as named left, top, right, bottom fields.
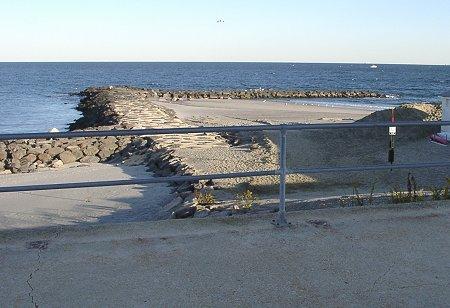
left=103, top=136, right=118, bottom=144
left=58, top=151, right=77, bottom=164
left=36, top=140, right=52, bottom=146
left=51, top=159, right=64, bottom=168
left=0, top=148, right=7, bottom=161
left=22, top=154, right=37, bottom=165
left=11, top=148, right=27, bottom=160
left=80, top=156, right=100, bottom=163
left=51, top=140, right=63, bottom=148
left=79, top=140, right=93, bottom=149
left=27, top=147, right=46, bottom=155
left=83, top=145, right=99, bottom=156
left=69, top=148, right=84, bottom=160
left=172, top=206, right=197, bottom=219
left=65, top=145, right=80, bottom=151
left=38, top=153, right=52, bottom=163
left=97, top=149, right=114, bottom=160
left=117, top=137, right=132, bottom=147
left=46, top=147, right=64, bottom=157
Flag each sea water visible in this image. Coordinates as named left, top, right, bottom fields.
left=0, top=62, right=448, bottom=133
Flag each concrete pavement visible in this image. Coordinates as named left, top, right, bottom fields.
left=1, top=201, right=449, bottom=307
left=0, top=163, right=172, bottom=230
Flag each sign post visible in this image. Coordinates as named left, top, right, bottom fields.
left=388, top=109, right=396, bottom=165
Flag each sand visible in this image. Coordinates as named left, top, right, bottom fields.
left=154, top=98, right=372, bottom=126
left=0, top=163, right=172, bottom=230
left=152, top=98, right=449, bottom=196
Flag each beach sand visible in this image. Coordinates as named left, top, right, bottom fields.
left=154, top=98, right=372, bottom=126
left=152, top=98, right=449, bottom=197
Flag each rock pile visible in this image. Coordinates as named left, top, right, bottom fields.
left=0, top=134, right=133, bottom=173
left=78, top=86, right=386, bottom=103
left=155, top=89, right=385, bottom=100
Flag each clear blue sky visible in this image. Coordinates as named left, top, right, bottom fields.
left=1, top=0, right=449, bottom=64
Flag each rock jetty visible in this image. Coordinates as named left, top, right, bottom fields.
left=80, top=86, right=386, bottom=101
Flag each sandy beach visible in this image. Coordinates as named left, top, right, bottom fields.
left=154, top=98, right=372, bottom=126
left=153, top=97, right=449, bottom=193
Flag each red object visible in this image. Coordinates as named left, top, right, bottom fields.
left=430, top=134, right=449, bottom=145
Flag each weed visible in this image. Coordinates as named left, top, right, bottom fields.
left=445, top=178, right=450, bottom=200
left=339, top=197, right=348, bottom=208
left=236, top=189, right=257, bottom=209
left=390, top=187, right=411, bottom=204
left=194, top=190, right=216, bottom=206
left=415, top=189, right=425, bottom=202
left=352, top=184, right=364, bottom=206
left=431, top=187, right=443, bottom=201
left=368, top=181, right=376, bottom=205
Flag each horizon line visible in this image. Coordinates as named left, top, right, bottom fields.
left=0, top=61, right=448, bottom=66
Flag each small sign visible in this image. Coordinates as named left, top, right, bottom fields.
left=389, top=126, right=397, bottom=136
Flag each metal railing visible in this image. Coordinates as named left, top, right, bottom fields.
left=1, top=121, right=450, bottom=226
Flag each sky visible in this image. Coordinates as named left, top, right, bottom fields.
left=0, top=0, right=449, bottom=64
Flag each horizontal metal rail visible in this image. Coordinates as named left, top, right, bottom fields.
left=1, top=162, right=449, bottom=194
left=288, top=161, right=450, bottom=174
left=0, top=170, right=278, bottom=193
left=0, top=121, right=449, bottom=141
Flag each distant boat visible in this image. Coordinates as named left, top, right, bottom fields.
left=370, top=65, right=378, bottom=69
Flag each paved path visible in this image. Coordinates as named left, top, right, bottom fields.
left=1, top=202, right=449, bottom=307
left=0, top=164, right=172, bottom=230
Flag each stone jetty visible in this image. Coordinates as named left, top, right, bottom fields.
left=78, top=87, right=386, bottom=105
left=144, top=87, right=385, bottom=100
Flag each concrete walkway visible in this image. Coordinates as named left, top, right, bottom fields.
left=0, top=163, right=172, bottom=230
left=1, top=202, right=449, bottom=307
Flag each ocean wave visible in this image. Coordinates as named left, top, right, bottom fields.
left=385, top=94, right=399, bottom=99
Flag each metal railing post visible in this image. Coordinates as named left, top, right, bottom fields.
left=274, top=127, right=289, bottom=227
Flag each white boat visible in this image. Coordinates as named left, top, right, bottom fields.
left=370, top=65, right=378, bottom=69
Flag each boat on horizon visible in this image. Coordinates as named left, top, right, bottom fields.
left=370, top=65, right=378, bottom=69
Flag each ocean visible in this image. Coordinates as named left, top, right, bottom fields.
left=0, top=62, right=448, bottom=133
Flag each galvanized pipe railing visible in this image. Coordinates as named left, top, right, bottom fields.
left=1, top=121, right=449, bottom=226
left=0, top=121, right=448, bottom=141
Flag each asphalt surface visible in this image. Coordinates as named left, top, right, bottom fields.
left=1, top=201, right=449, bottom=307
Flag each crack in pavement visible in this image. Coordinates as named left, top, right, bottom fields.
left=25, top=230, right=60, bottom=308
left=366, top=262, right=396, bottom=294
left=26, top=249, right=41, bottom=308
